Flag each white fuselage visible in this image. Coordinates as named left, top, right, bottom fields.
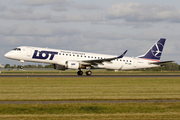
left=4, top=46, right=159, bottom=70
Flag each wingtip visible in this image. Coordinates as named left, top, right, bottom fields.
left=117, top=50, right=128, bottom=58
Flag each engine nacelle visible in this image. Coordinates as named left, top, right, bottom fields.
left=65, top=61, right=81, bottom=70
left=53, top=64, right=66, bottom=70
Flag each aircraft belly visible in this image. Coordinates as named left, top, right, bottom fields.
left=103, top=62, right=124, bottom=70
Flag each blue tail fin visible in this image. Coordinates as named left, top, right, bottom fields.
left=138, top=38, right=166, bottom=61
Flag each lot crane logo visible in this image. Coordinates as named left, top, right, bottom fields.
left=151, top=42, right=163, bottom=58
left=32, top=50, right=58, bottom=60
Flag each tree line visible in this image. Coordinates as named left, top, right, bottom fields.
left=4, top=64, right=53, bottom=69
left=2, top=63, right=180, bottom=71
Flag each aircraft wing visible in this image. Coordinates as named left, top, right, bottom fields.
left=149, top=61, right=174, bottom=65
left=81, top=50, right=128, bottom=65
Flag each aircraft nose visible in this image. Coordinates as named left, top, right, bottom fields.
left=4, top=52, right=10, bottom=58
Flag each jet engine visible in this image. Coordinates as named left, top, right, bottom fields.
left=65, top=61, right=81, bottom=70
left=54, top=61, right=86, bottom=70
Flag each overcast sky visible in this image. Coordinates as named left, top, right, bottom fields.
left=0, top=0, right=180, bottom=65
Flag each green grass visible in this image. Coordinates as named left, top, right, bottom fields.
left=0, top=77, right=180, bottom=101
left=0, top=77, right=180, bottom=119
left=0, top=103, right=180, bottom=119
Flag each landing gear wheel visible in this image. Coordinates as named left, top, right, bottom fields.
left=77, top=71, right=83, bottom=76
left=19, top=60, right=24, bottom=69
left=20, top=66, right=24, bottom=69
left=86, top=71, right=92, bottom=76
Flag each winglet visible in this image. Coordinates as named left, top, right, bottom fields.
left=117, top=50, right=128, bottom=58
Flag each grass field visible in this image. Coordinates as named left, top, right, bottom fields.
left=0, top=77, right=180, bottom=101
left=0, top=103, right=180, bottom=119
left=0, top=77, right=180, bottom=119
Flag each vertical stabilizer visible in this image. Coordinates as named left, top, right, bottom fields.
left=138, top=38, right=166, bottom=61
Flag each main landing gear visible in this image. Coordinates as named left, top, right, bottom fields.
left=77, top=69, right=92, bottom=76
left=77, top=70, right=83, bottom=76
left=86, top=71, right=92, bottom=76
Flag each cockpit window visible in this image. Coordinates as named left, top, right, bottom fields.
left=12, top=48, right=21, bottom=51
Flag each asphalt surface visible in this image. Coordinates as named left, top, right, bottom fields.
left=0, top=75, right=180, bottom=78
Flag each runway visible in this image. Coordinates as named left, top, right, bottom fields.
left=0, top=74, right=180, bottom=78
left=0, top=100, right=180, bottom=104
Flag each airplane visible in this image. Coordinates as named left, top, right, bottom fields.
left=4, top=38, right=172, bottom=76
left=0, top=64, right=4, bottom=68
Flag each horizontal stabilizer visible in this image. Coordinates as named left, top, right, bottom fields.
left=150, top=61, right=174, bottom=65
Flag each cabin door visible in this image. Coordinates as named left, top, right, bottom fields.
left=133, top=58, right=138, bottom=68
left=27, top=47, right=33, bottom=57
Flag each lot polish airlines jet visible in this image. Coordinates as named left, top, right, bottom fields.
left=4, top=38, right=172, bottom=76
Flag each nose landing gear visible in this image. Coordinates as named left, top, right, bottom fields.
left=19, top=60, right=24, bottom=69
left=20, top=66, right=24, bottom=69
